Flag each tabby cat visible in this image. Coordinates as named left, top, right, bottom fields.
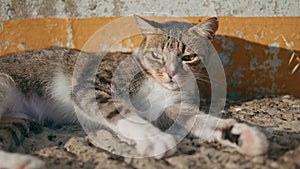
left=0, top=16, right=268, bottom=168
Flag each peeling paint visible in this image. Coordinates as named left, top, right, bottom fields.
left=254, top=31, right=264, bottom=41
left=249, top=57, right=258, bottom=71
left=235, top=30, right=245, bottom=38
left=279, top=35, right=294, bottom=52
left=124, top=38, right=134, bottom=49
left=247, top=40, right=284, bottom=85
left=268, top=41, right=280, bottom=55
left=231, top=67, right=243, bottom=87
left=66, top=20, right=74, bottom=48
left=1, top=41, right=10, bottom=50
left=222, top=40, right=237, bottom=54
left=17, top=43, right=26, bottom=50
left=264, top=55, right=282, bottom=68
left=250, top=51, right=283, bottom=71
left=244, top=43, right=253, bottom=50
left=55, top=40, right=62, bottom=47
left=215, top=35, right=235, bottom=66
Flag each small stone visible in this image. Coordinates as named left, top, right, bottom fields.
left=270, top=161, right=279, bottom=168
left=281, top=95, right=291, bottom=99
left=252, top=156, right=265, bottom=164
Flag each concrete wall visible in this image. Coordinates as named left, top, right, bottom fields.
left=0, top=0, right=299, bottom=20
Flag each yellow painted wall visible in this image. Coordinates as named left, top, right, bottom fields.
left=0, top=17, right=299, bottom=98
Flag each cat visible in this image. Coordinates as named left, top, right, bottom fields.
left=0, top=16, right=268, bottom=168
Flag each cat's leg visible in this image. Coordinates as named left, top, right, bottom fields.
left=73, top=92, right=177, bottom=158
left=0, top=73, right=16, bottom=118
left=114, top=114, right=177, bottom=158
left=187, top=113, right=268, bottom=156
left=72, top=75, right=178, bottom=158
left=163, top=105, right=268, bottom=156
left=0, top=73, right=45, bottom=169
left=79, top=105, right=178, bottom=159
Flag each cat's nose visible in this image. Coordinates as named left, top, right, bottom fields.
left=167, top=72, right=175, bottom=79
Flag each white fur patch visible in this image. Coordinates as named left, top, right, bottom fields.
left=0, top=72, right=76, bottom=124
left=130, top=78, right=180, bottom=122
left=50, top=72, right=73, bottom=106
left=116, top=115, right=177, bottom=158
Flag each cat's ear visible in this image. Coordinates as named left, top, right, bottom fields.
left=134, top=15, right=163, bottom=36
left=188, top=17, right=218, bottom=41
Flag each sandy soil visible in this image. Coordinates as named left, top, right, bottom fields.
left=15, top=95, right=300, bottom=169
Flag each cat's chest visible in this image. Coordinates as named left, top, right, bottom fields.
left=130, top=78, right=180, bottom=121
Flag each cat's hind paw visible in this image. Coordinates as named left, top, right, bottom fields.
left=223, top=123, right=268, bottom=156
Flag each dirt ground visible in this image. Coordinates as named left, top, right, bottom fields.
left=15, top=95, right=300, bottom=169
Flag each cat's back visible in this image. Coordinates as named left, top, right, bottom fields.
left=0, top=47, right=131, bottom=79
left=0, top=47, right=94, bottom=95
left=0, top=47, right=81, bottom=78
left=0, top=47, right=135, bottom=96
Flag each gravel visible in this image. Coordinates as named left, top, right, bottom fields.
left=15, top=95, right=300, bottom=169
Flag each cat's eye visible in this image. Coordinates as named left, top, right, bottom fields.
left=152, top=52, right=162, bottom=59
left=181, top=54, right=197, bottom=62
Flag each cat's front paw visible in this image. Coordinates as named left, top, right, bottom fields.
left=116, top=118, right=177, bottom=159
left=135, top=132, right=177, bottom=159
left=227, top=123, right=268, bottom=156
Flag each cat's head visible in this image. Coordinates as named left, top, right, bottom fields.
left=134, top=15, right=218, bottom=90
